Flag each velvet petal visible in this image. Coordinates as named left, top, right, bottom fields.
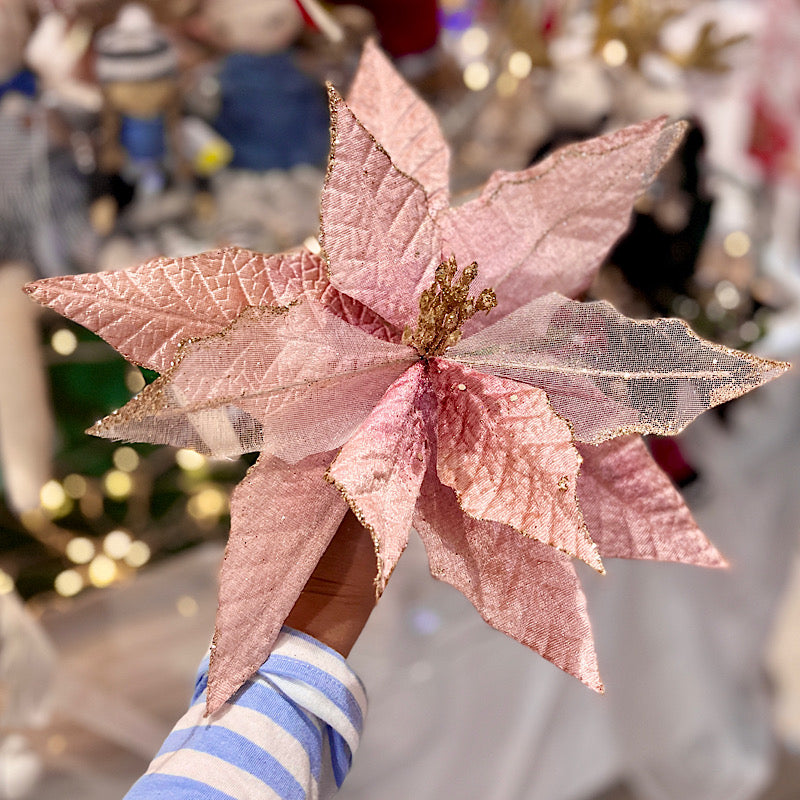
left=430, top=360, right=602, bottom=571
left=578, top=435, right=726, bottom=566
left=413, top=465, right=602, bottom=691
left=348, top=39, right=450, bottom=211
left=208, top=450, right=347, bottom=713
left=25, top=247, right=319, bottom=372
left=320, top=87, right=441, bottom=330
left=90, top=300, right=415, bottom=460
left=326, top=362, right=430, bottom=592
left=440, top=118, right=687, bottom=334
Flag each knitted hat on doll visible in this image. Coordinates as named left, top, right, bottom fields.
left=94, top=4, right=178, bottom=84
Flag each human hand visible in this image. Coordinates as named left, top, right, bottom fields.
left=284, top=510, right=378, bottom=657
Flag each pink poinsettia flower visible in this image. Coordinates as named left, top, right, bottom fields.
left=27, top=42, right=787, bottom=713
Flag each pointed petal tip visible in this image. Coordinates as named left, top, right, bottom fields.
left=574, top=658, right=603, bottom=694
left=205, top=674, right=234, bottom=717
left=323, top=469, right=391, bottom=594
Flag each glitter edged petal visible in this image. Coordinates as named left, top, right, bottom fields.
left=208, top=451, right=347, bottom=713
left=578, top=435, right=726, bottom=567
left=320, top=87, right=441, bottom=330
left=89, top=301, right=415, bottom=460
left=440, top=117, right=687, bottom=333
left=449, top=292, right=790, bottom=442
left=24, top=247, right=319, bottom=372
left=326, top=362, right=430, bottom=592
left=348, top=40, right=450, bottom=210
left=413, top=466, right=602, bottom=691
left=430, top=360, right=602, bottom=572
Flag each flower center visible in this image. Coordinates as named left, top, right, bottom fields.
left=402, top=256, right=497, bottom=357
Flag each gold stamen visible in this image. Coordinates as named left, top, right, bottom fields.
left=403, top=256, right=497, bottom=357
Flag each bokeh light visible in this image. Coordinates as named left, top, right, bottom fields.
left=66, top=537, right=95, bottom=565
left=50, top=328, right=78, bottom=356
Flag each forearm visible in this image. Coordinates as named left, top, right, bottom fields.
left=124, top=626, right=367, bottom=800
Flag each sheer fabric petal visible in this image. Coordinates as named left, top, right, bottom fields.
left=577, top=435, right=726, bottom=566
left=439, top=118, right=687, bottom=333
left=430, top=360, right=602, bottom=571
left=90, top=301, right=415, bottom=460
left=25, top=247, right=319, bottom=372
left=320, top=87, right=441, bottom=330
left=413, top=465, right=602, bottom=691
left=348, top=40, right=450, bottom=211
left=208, top=451, right=348, bottom=712
left=449, top=293, right=789, bottom=442
left=326, top=363, right=430, bottom=592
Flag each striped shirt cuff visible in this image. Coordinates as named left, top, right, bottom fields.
left=124, top=627, right=367, bottom=800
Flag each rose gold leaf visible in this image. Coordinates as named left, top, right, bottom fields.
left=440, top=117, right=687, bottom=333
left=326, top=362, right=430, bottom=592
left=578, top=435, right=726, bottom=567
left=207, top=451, right=347, bottom=713
left=413, top=464, right=603, bottom=691
left=348, top=40, right=450, bottom=210
left=24, top=247, right=318, bottom=372
left=430, top=360, right=602, bottom=571
left=449, top=292, right=789, bottom=442
left=89, top=300, right=415, bottom=460
left=320, top=86, right=441, bottom=330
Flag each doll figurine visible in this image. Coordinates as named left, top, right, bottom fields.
left=200, top=0, right=331, bottom=172
left=93, top=3, right=186, bottom=233
left=189, top=0, right=336, bottom=251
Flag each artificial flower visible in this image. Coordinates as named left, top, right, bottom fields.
left=26, top=42, right=786, bottom=712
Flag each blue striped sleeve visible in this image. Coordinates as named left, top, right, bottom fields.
left=124, top=627, right=367, bottom=800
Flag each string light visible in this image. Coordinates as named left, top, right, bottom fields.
left=88, top=555, right=117, bottom=588
left=124, top=541, right=151, bottom=568
left=40, top=480, right=72, bottom=518
left=463, top=61, right=491, bottom=91
left=496, top=72, right=519, bottom=97
left=50, top=328, right=78, bottom=356
left=714, top=279, right=741, bottom=310
left=40, top=480, right=66, bottom=510
left=54, top=569, right=83, bottom=597
left=176, top=449, right=207, bottom=471
left=103, top=529, right=132, bottom=560
left=461, top=26, right=489, bottom=57
left=66, top=536, right=95, bottom=564
left=507, top=50, right=532, bottom=79
left=176, top=595, right=199, bottom=617
left=63, top=474, right=87, bottom=499
left=103, top=470, right=133, bottom=500
left=723, top=230, right=751, bottom=258
left=739, top=321, right=760, bottom=342
left=187, top=486, right=228, bottom=520
left=602, top=39, right=628, bottom=66
left=125, top=367, right=146, bottom=393
left=112, top=446, right=140, bottom=473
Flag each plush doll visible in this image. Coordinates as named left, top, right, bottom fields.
left=92, top=3, right=187, bottom=235
left=192, top=0, right=338, bottom=251
left=199, top=0, right=331, bottom=172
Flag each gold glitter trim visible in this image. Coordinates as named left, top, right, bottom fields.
left=323, top=469, right=396, bottom=599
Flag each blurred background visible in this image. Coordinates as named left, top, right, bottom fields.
left=2, top=0, right=800, bottom=797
